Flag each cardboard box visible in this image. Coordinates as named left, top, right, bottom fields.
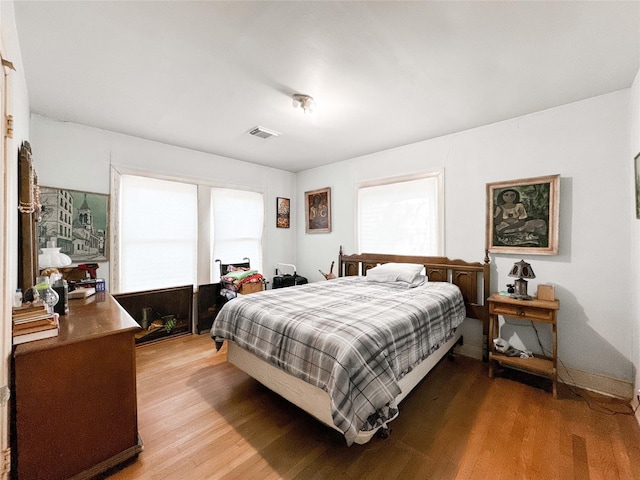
left=239, top=282, right=264, bottom=295
left=536, top=284, right=555, bottom=301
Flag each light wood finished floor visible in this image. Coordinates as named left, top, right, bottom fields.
left=107, top=334, right=640, bottom=480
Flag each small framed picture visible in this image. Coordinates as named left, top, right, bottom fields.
left=635, top=152, right=640, bottom=219
left=486, top=174, right=560, bottom=255
left=305, top=187, right=331, bottom=233
left=276, top=197, right=290, bottom=228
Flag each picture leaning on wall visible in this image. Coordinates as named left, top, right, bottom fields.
left=38, top=187, right=109, bottom=262
left=486, top=174, right=560, bottom=255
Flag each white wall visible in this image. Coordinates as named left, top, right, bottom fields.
left=1, top=0, right=33, bottom=469
left=630, top=69, right=640, bottom=407
left=1, top=0, right=32, bottom=298
left=297, top=90, right=635, bottom=395
left=29, top=115, right=297, bottom=290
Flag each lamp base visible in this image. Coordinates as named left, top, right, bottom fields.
left=512, top=278, right=532, bottom=300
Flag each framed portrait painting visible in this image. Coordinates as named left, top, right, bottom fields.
left=276, top=197, right=290, bottom=228
left=38, top=187, right=109, bottom=262
left=486, top=174, right=560, bottom=255
left=305, top=187, right=331, bottom=233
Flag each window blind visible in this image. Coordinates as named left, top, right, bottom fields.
left=357, top=175, right=442, bottom=256
left=211, top=188, right=264, bottom=281
left=118, top=175, right=198, bottom=293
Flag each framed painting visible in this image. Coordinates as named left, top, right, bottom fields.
left=635, top=152, right=640, bottom=219
left=38, top=187, right=109, bottom=262
left=486, top=174, right=560, bottom=255
left=276, top=197, right=290, bottom=228
left=305, top=187, right=331, bottom=233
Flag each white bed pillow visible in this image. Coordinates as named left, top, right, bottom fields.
left=366, top=263, right=427, bottom=287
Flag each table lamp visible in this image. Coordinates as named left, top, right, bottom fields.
left=38, top=240, right=72, bottom=314
left=39, top=240, right=72, bottom=271
left=508, top=259, right=535, bottom=300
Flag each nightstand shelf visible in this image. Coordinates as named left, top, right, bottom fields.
left=487, top=292, right=560, bottom=398
left=490, top=351, right=554, bottom=376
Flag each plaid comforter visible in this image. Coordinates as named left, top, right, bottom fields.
left=211, top=277, right=466, bottom=445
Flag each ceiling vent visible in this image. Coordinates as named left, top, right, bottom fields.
left=248, top=126, right=281, bottom=139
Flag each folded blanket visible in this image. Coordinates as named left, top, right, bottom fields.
left=237, top=273, right=264, bottom=286
left=222, top=269, right=258, bottom=282
left=222, top=273, right=264, bottom=290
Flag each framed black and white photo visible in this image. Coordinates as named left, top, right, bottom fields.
left=486, top=175, right=560, bottom=255
left=38, top=187, right=109, bottom=262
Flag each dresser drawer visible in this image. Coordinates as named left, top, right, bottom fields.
left=489, top=302, right=555, bottom=323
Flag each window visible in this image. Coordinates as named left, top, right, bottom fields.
left=117, top=175, right=198, bottom=293
left=357, top=172, right=443, bottom=256
left=210, top=188, right=264, bottom=281
left=115, top=174, right=265, bottom=293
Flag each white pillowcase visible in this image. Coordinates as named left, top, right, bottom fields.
left=366, top=262, right=427, bottom=287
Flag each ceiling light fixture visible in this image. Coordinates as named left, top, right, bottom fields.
left=292, top=93, right=315, bottom=114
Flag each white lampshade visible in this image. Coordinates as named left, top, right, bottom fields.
left=39, top=247, right=72, bottom=269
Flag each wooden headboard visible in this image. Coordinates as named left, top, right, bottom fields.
left=338, top=247, right=491, bottom=359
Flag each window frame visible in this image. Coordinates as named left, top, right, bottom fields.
left=110, top=167, right=265, bottom=293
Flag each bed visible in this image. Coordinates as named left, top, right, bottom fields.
left=211, top=248, right=490, bottom=445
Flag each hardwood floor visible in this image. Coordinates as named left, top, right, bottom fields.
left=106, top=334, right=640, bottom=480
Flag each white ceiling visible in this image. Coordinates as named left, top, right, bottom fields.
left=13, top=1, right=640, bottom=173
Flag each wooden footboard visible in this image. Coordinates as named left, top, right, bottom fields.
left=338, top=247, right=491, bottom=359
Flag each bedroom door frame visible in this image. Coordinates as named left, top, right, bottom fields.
left=0, top=36, right=15, bottom=478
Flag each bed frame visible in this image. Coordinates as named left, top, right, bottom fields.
left=226, top=248, right=491, bottom=444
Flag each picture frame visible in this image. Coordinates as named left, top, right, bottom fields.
left=635, top=152, right=640, bottom=220
left=276, top=197, right=290, bottom=228
left=38, top=187, right=109, bottom=262
left=305, top=187, right=331, bottom=233
left=486, top=174, right=560, bottom=255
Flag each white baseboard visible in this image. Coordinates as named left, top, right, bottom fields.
left=558, top=366, right=633, bottom=400
left=633, top=395, right=640, bottom=422
left=455, top=341, right=634, bottom=401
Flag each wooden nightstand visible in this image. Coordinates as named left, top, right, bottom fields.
left=487, top=292, right=560, bottom=398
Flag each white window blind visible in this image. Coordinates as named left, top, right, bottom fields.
left=357, top=174, right=442, bottom=256
left=211, top=188, right=264, bottom=281
left=118, top=175, right=198, bottom=293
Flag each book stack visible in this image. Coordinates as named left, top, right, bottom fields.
left=12, top=302, right=59, bottom=345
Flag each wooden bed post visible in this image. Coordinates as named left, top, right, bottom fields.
left=482, top=250, right=491, bottom=362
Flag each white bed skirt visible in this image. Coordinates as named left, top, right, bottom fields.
left=227, top=329, right=462, bottom=445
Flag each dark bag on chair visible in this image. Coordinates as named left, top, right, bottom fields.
left=273, top=264, right=308, bottom=289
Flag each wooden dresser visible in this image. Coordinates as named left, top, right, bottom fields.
left=12, top=292, right=143, bottom=480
